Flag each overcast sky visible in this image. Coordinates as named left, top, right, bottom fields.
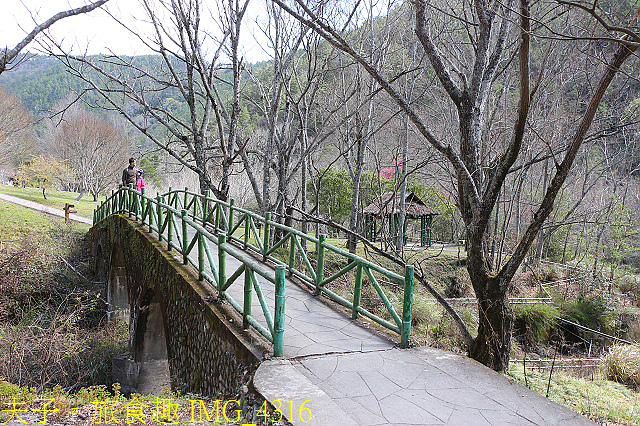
left=0, top=0, right=269, bottom=62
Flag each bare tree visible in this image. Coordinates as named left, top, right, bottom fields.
left=0, top=0, right=110, bottom=74
left=45, top=102, right=131, bottom=200
left=0, top=87, right=33, bottom=168
left=58, top=0, right=249, bottom=200
left=271, top=0, right=640, bottom=370
left=239, top=3, right=347, bottom=224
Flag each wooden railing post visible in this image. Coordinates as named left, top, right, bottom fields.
left=146, top=190, right=154, bottom=231
left=167, top=209, right=174, bottom=252
left=184, top=187, right=189, bottom=211
left=140, top=187, right=146, bottom=225
left=243, top=267, right=252, bottom=329
left=156, top=195, right=163, bottom=242
left=314, top=234, right=326, bottom=295
left=401, top=265, right=415, bottom=348
left=215, top=203, right=221, bottom=232
left=181, top=210, right=188, bottom=265
left=218, top=235, right=227, bottom=300
left=273, top=265, right=286, bottom=357
left=243, top=214, right=249, bottom=250
left=352, top=263, right=363, bottom=319
left=288, top=234, right=295, bottom=277
left=198, top=232, right=205, bottom=280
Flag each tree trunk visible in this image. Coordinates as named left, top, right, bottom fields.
left=347, top=167, right=363, bottom=253
left=470, top=277, right=513, bottom=371
left=301, top=147, right=308, bottom=251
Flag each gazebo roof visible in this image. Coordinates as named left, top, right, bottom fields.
left=362, top=191, right=440, bottom=218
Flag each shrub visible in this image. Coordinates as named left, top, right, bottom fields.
left=513, top=303, right=559, bottom=347
left=618, top=275, right=638, bottom=293
left=560, top=293, right=617, bottom=333
left=444, top=276, right=466, bottom=298
left=411, top=297, right=436, bottom=327
left=0, top=299, right=128, bottom=391
left=602, top=345, right=640, bottom=389
left=0, top=215, right=125, bottom=391
left=425, top=306, right=471, bottom=351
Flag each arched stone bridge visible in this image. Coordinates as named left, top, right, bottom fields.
left=90, top=188, right=594, bottom=425
left=92, top=214, right=264, bottom=396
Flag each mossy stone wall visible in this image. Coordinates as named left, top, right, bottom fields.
left=90, top=215, right=267, bottom=396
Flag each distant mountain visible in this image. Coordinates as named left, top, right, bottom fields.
left=0, top=55, right=194, bottom=116
left=0, top=54, right=262, bottom=119
left=0, top=55, right=80, bottom=114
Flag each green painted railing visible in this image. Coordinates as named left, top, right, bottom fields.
left=94, top=186, right=415, bottom=351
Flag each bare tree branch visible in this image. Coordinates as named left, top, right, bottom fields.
left=0, top=0, right=111, bottom=74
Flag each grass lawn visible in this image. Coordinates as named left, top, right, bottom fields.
left=0, top=200, right=90, bottom=247
left=0, top=184, right=98, bottom=219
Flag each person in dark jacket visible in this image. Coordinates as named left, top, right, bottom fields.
left=122, top=157, right=140, bottom=187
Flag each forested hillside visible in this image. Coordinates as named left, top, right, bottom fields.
left=0, top=56, right=73, bottom=113
left=0, top=55, right=237, bottom=117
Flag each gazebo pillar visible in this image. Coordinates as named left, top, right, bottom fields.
left=373, top=217, right=377, bottom=242
left=365, top=215, right=376, bottom=242
left=402, top=217, right=408, bottom=245
left=364, top=215, right=370, bottom=240
left=420, top=215, right=434, bottom=246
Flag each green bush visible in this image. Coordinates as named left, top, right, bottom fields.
left=513, top=303, right=559, bottom=347
left=602, top=345, right=640, bottom=389
left=560, top=293, right=617, bottom=333
left=618, top=275, right=639, bottom=297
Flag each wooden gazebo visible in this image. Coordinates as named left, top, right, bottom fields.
left=362, top=191, right=440, bottom=246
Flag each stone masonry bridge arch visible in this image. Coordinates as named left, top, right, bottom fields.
left=91, top=214, right=266, bottom=396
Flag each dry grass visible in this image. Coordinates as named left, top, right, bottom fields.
left=602, top=345, right=640, bottom=390
left=0, top=202, right=127, bottom=391
left=507, top=365, right=640, bottom=425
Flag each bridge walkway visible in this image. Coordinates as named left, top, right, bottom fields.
left=181, top=226, right=593, bottom=425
